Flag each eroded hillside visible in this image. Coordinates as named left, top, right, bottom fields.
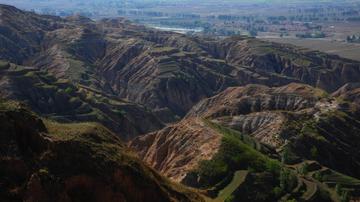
left=0, top=100, right=202, bottom=202
left=131, top=83, right=360, bottom=201
left=1, top=5, right=360, bottom=119
left=0, top=61, right=163, bottom=140
left=2, top=4, right=360, bottom=202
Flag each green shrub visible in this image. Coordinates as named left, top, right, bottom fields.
left=280, top=168, right=297, bottom=192
left=24, top=71, right=36, bottom=77
left=0, top=60, right=10, bottom=70
left=310, top=146, right=318, bottom=159
left=64, top=87, right=75, bottom=94
left=265, top=160, right=281, bottom=175
left=273, top=186, right=283, bottom=198
left=299, top=162, right=309, bottom=175
left=198, top=160, right=228, bottom=179
left=340, top=190, right=349, bottom=202
left=335, top=184, right=343, bottom=195
left=115, top=109, right=127, bottom=117
left=281, top=146, right=290, bottom=164
left=225, top=195, right=235, bottom=202
left=314, top=171, right=324, bottom=182
left=300, top=121, right=317, bottom=136
left=39, top=168, right=49, bottom=175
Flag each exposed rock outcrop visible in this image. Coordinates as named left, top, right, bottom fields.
left=332, top=83, right=360, bottom=105
left=130, top=118, right=222, bottom=182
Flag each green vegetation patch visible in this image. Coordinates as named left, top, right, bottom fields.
left=0, top=60, right=10, bottom=70
left=196, top=120, right=280, bottom=188
left=158, top=61, right=180, bottom=74
left=318, top=170, right=360, bottom=186
left=293, top=57, right=312, bottom=67
left=43, top=119, right=185, bottom=197
left=0, top=100, right=23, bottom=111
left=43, top=120, right=136, bottom=175
left=67, top=58, right=87, bottom=81
left=151, top=46, right=178, bottom=54
left=251, top=43, right=276, bottom=55
left=44, top=121, right=118, bottom=142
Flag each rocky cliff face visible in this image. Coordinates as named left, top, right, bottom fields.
left=0, top=101, right=202, bottom=202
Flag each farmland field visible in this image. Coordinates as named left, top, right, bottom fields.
left=265, top=38, right=360, bottom=61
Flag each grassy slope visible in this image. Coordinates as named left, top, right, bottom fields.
left=195, top=120, right=280, bottom=199
left=199, top=115, right=360, bottom=201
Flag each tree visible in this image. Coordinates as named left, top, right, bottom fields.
left=280, top=169, right=297, bottom=192
left=314, top=172, right=323, bottom=182
left=310, top=146, right=318, bottom=159
left=225, top=195, right=235, bottom=202
left=265, top=160, right=281, bottom=174
left=273, top=187, right=283, bottom=198
left=335, top=184, right=343, bottom=195
left=64, top=87, right=74, bottom=94
left=281, top=147, right=290, bottom=164
left=340, top=190, right=349, bottom=202
left=299, top=163, right=309, bottom=176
